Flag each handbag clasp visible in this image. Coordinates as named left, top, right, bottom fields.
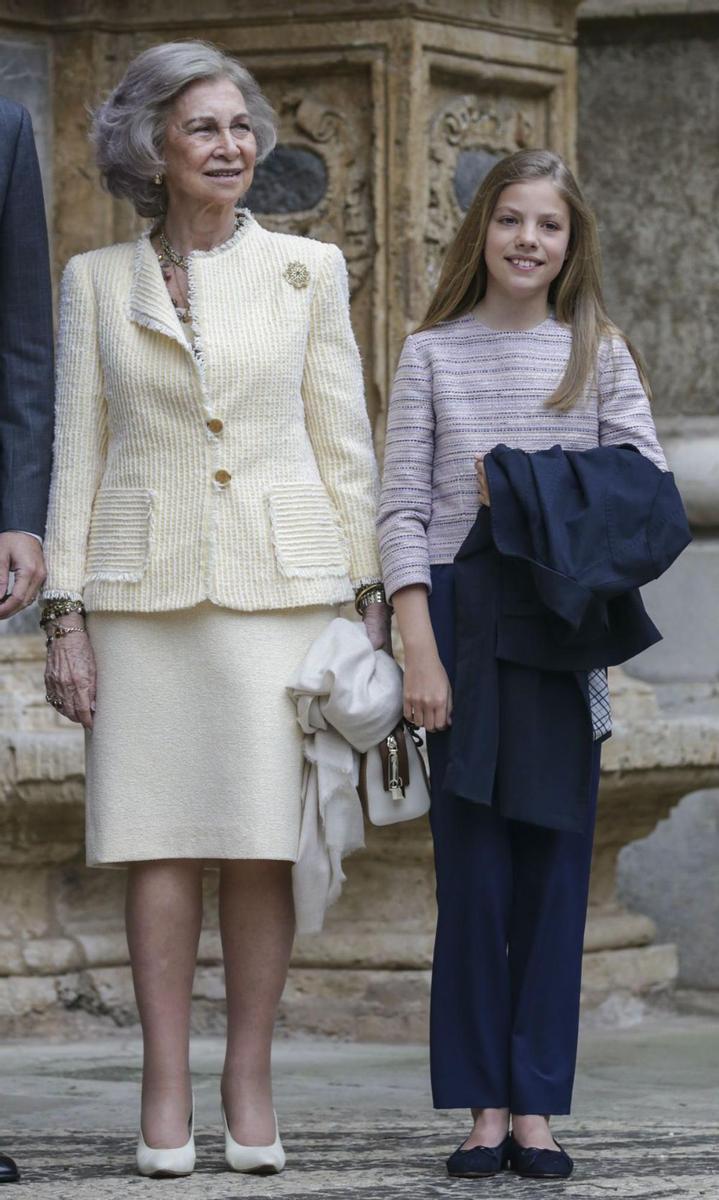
left=386, top=733, right=405, bottom=800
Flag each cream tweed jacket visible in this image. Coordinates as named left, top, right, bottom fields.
left=43, top=214, right=382, bottom=612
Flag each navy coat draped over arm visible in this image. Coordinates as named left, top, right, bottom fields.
left=444, top=444, right=691, bottom=833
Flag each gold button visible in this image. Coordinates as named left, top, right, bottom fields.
left=207, top=418, right=224, bottom=434
left=214, top=469, right=231, bottom=485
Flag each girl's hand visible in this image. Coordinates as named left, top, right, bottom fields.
left=475, top=453, right=491, bottom=506
left=45, top=621, right=97, bottom=730
left=362, top=600, right=392, bottom=654
left=403, top=649, right=452, bottom=733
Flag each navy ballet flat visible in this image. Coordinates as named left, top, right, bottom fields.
left=508, top=1133, right=574, bottom=1179
left=446, top=1132, right=511, bottom=1178
left=0, top=1153, right=19, bottom=1184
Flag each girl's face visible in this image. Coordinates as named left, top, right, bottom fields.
left=162, top=77, right=257, bottom=212
left=483, top=178, right=571, bottom=303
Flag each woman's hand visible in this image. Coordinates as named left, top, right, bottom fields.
left=403, top=648, right=452, bottom=733
left=45, top=620, right=97, bottom=730
left=475, top=453, right=491, bottom=506
left=362, top=600, right=392, bottom=653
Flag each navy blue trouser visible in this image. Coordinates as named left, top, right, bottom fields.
left=427, top=565, right=600, bottom=1114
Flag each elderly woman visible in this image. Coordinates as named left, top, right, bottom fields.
left=42, top=40, right=389, bottom=1179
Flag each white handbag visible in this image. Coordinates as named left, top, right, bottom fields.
left=358, top=721, right=430, bottom=826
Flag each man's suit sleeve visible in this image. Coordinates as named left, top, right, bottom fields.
left=0, top=105, right=54, bottom=537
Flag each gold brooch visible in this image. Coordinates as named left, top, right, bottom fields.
left=284, top=261, right=310, bottom=289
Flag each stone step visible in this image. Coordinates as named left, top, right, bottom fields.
left=0, top=941, right=680, bottom=1040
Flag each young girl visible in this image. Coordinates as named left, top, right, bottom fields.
left=378, top=149, right=668, bottom=1180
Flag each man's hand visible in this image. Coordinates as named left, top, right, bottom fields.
left=0, top=532, right=46, bottom=620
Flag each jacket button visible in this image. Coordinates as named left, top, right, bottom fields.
left=214, top=469, right=231, bottom=485
left=207, top=418, right=224, bottom=434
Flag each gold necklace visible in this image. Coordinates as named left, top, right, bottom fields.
left=156, top=212, right=244, bottom=325
left=157, top=210, right=244, bottom=270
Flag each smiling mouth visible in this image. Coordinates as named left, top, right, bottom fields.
left=205, top=169, right=244, bottom=178
left=505, top=256, right=544, bottom=270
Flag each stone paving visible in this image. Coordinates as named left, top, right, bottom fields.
left=1, top=1014, right=718, bottom=1198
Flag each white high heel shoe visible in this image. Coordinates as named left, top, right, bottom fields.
left=222, top=1106, right=286, bottom=1174
left=136, top=1095, right=196, bottom=1178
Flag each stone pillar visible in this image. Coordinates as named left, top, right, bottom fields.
left=577, top=0, right=719, bottom=1005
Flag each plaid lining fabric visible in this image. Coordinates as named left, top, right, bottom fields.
left=588, top=667, right=612, bottom=740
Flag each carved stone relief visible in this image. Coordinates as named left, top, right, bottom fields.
left=425, top=93, right=539, bottom=292
left=245, top=90, right=374, bottom=297
left=248, top=145, right=327, bottom=214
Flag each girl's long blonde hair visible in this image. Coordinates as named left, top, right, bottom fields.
left=417, top=149, right=652, bottom=410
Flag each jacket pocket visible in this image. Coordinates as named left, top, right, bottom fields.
left=85, top=488, right=154, bottom=582
left=268, top=483, right=349, bottom=579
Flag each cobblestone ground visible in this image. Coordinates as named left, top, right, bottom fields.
left=1, top=1016, right=718, bottom=1199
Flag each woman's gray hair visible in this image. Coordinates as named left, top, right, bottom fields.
left=91, top=40, right=277, bottom=218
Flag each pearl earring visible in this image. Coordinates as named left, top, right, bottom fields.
left=153, top=172, right=163, bottom=186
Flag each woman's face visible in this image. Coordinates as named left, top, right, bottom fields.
left=483, top=178, right=571, bottom=302
left=161, top=76, right=257, bottom=213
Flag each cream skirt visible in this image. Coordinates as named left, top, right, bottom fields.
left=85, top=602, right=335, bottom=867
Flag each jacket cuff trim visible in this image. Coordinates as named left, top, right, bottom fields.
left=41, top=589, right=84, bottom=603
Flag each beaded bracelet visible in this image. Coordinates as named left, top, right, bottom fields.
left=40, top=598, right=86, bottom=628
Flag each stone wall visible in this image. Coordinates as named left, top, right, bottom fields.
left=617, top=790, right=719, bottom=990
left=577, top=3, right=719, bottom=684
left=578, top=1, right=719, bottom=990
left=578, top=5, right=718, bottom=422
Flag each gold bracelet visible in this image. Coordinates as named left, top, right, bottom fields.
left=354, top=581, right=385, bottom=612
left=356, top=586, right=388, bottom=616
left=45, top=625, right=87, bottom=649
left=354, top=586, right=377, bottom=611
left=354, top=582, right=379, bottom=602
left=40, top=598, right=86, bottom=628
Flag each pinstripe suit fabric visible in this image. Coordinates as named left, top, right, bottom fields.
left=0, top=96, right=54, bottom=537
